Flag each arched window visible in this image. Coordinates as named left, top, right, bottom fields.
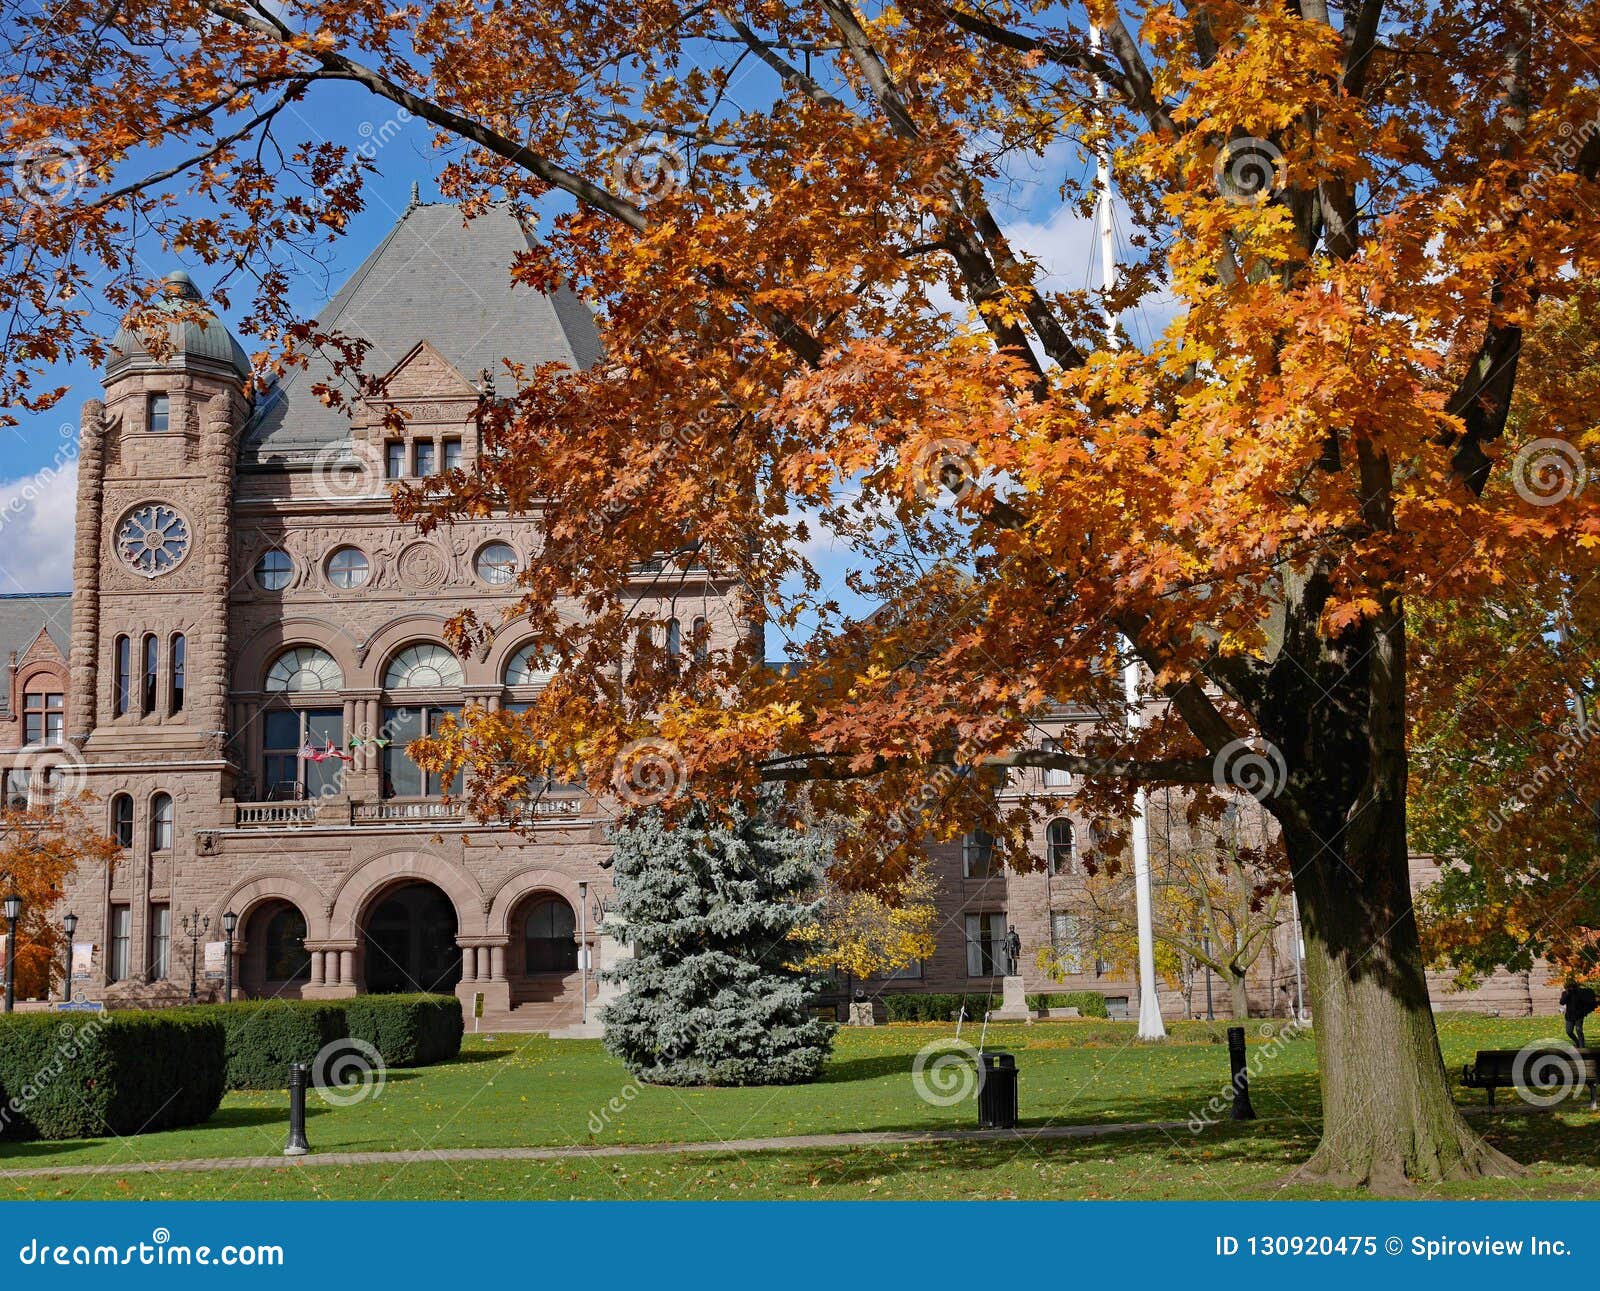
left=111, top=794, right=134, bottom=848
left=962, top=829, right=999, bottom=878
left=665, top=618, right=682, bottom=660
left=150, top=793, right=173, bottom=852
left=691, top=616, right=708, bottom=664
left=1047, top=818, right=1075, bottom=875
left=266, top=647, right=344, bottom=693
left=114, top=635, right=131, bottom=716
left=263, top=906, right=311, bottom=981
left=504, top=643, right=555, bottom=688
left=384, top=643, right=463, bottom=690
left=169, top=634, right=185, bottom=713
left=141, top=634, right=158, bottom=716
left=524, top=898, right=577, bottom=973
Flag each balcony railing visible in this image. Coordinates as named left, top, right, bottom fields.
left=232, top=794, right=589, bottom=828
left=235, top=801, right=317, bottom=826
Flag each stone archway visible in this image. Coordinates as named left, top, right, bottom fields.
left=360, top=880, right=462, bottom=995
left=239, top=899, right=312, bottom=999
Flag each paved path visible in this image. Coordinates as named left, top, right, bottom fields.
left=0, top=1118, right=1187, bottom=1178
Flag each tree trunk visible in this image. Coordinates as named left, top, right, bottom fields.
left=1262, top=557, right=1520, bottom=1190
left=1285, top=819, right=1518, bottom=1190
left=1226, top=970, right=1251, bottom=1020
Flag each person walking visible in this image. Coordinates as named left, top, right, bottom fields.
left=1560, top=979, right=1597, bottom=1048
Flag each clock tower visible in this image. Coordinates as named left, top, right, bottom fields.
left=68, top=270, right=250, bottom=771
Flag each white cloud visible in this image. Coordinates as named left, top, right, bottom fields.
left=0, top=459, right=78, bottom=592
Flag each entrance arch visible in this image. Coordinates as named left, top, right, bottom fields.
left=360, top=881, right=461, bottom=994
left=239, top=899, right=312, bottom=998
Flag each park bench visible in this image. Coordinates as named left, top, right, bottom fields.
left=1460, top=1047, right=1600, bottom=1108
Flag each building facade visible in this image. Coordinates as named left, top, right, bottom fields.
left=0, top=201, right=1556, bottom=1027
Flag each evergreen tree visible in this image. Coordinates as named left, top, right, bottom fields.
left=600, top=798, right=836, bottom=1086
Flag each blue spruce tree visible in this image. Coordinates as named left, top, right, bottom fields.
left=600, top=797, right=837, bottom=1085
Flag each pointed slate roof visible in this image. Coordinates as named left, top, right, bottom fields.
left=0, top=594, right=71, bottom=716
left=242, top=202, right=603, bottom=462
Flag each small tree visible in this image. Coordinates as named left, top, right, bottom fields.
left=1044, top=807, right=1288, bottom=1019
left=601, top=799, right=836, bottom=1086
left=794, top=857, right=938, bottom=983
left=0, top=800, right=121, bottom=999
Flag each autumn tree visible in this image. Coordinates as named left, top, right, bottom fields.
left=1051, top=805, right=1288, bottom=1019
left=0, top=801, right=121, bottom=999
left=7, top=0, right=1600, bottom=1188
left=795, top=857, right=939, bottom=982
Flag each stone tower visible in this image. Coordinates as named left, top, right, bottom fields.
left=68, top=270, right=249, bottom=764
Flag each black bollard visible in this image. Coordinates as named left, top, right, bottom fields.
left=1227, top=1025, right=1256, bottom=1120
left=284, top=1060, right=310, bottom=1156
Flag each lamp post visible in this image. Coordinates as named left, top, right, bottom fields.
left=3, top=893, right=21, bottom=1013
left=180, top=909, right=208, bottom=1001
left=61, top=911, right=77, bottom=1004
left=222, top=910, right=237, bottom=1003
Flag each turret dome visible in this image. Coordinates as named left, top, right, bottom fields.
left=105, top=271, right=251, bottom=380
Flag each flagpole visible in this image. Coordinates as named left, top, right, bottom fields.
left=1091, top=20, right=1166, bottom=1040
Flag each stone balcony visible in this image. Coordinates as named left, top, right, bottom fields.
left=232, top=794, right=589, bottom=828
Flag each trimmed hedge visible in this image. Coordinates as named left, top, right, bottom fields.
left=1025, top=991, right=1110, bottom=1018
left=344, top=994, right=463, bottom=1067
left=214, top=1000, right=350, bottom=1090
left=883, top=992, right=1003, bottom=1022
left=0, top=1010, right=225, bottom=1140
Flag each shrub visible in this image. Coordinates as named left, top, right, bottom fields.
left=0, top=1010, right=225, bottom=1140
left=1025, top=991, right=1110, bottom=1018
left=214, top=1000, right=349, bottom=1090
left=344, top=994, right=463, bottom=1067
left=883, top=992, right=1002, bottom=1022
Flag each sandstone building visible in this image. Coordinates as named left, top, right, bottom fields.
left=0, top=202, right=1554, bottom=1027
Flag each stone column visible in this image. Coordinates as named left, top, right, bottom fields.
left=66, top=400, right=106, bottom=742
left=339, top=948, right=354, bottom=986
left=310, top=950, right=325, bottom=987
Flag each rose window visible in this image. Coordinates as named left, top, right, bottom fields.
left=115, top=503, right=191, bottom=578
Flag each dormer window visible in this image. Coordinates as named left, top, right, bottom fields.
left=148, top=393, right=169, bottom=433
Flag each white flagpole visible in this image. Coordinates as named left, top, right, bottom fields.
left=1091, top=21, right=1166, bottom=1040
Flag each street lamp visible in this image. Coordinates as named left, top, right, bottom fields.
left=3, top=893, right=22, bottom=1013
left=180, top=908, right=208, bottom=1001
left=61, top=911, right=77, bottom=1004
left=222, top=910, right=237, bottom=1003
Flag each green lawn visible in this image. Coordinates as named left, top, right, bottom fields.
left=4, top=1013, right=1596, bottom=1200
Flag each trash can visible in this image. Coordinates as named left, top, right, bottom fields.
left=978, top=1051, right=1018, bottom=1128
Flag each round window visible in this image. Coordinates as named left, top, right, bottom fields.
left=326, top=546, right=370, bottom=589
left=474, top=542, right=518, bottom=586
left=255, top=548, right=292, bottom=591
left=114, top=503, right=191, bottom=578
